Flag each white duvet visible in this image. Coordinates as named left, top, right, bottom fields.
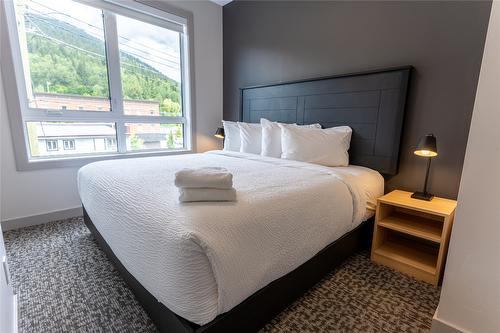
left=77, top=151, right=383, bottom=325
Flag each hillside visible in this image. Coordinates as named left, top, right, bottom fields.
left=25, top=13, right=181, bottom=115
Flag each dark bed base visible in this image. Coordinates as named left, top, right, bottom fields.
left=83, top=207, right=373, bottom=332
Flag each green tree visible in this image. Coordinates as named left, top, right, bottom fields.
left=129, top=133, right=144, bottom=150
left=167, top=131, right=175, bottom=148
left=160, top=98, right=181, bottom=116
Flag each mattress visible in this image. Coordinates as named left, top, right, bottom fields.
left=77, top=151, right=383, bottom=325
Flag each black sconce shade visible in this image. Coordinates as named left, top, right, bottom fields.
left=214, top=127, right=225, bottom=139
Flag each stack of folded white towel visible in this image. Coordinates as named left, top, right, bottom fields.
left=175, top=167, right=236, bottom=202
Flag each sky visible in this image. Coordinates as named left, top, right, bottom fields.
left=22, top=0, right=182, bottom=81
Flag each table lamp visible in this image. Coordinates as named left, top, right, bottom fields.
left=411, top=134, right=437, bottom=201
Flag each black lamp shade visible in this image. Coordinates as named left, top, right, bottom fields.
left=214, top=127, right=225, bottom=139
left=414, top=134, right=437, bottom=157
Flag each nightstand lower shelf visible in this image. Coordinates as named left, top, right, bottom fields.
left=372, top=238, right=439, bottom=283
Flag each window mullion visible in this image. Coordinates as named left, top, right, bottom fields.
left=103, top=11, right=126, bottom=153
left=22, top=111, right=186, bottom=124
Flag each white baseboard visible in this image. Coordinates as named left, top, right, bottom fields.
left=432, top=306, right=471, bottom=333
left=1, top=206, right=83, bottom=231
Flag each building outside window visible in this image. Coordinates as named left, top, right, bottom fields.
left=46, top=140, right=58, bottom=151
left=106, top=138, right=117, bottom=150
left=3, top=0, right=192, bottom=169
left=63, top=139, right=75, bottom=150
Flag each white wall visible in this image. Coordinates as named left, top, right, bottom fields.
left=0, top=0, right=223, bottom=224
left=0, top=11, right=3, bottom=225
left=432, top=2, right=500, bottom=333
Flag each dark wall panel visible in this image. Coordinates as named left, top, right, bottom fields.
left=223, top=1, right=491, bottom=199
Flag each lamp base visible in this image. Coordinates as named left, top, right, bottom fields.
left=411, top=191, right=434, bottom=201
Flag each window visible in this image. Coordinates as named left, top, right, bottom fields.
left=125, top=123, right=183, bottom=151
left=63, top=139, right=75, bottom=150
left=4, top=0, right=191, bottom=168
left=27, top=122, right=117, bottom=157
left=46, top=140, right=58, bottom=151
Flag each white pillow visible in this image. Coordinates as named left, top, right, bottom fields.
left=280, top=125, right=352, bottom=166
left=222, top=120, right=241, bottom=152
left=238, top=122, right=262, bottom=154
left=260, top=118, right=321, bottom=158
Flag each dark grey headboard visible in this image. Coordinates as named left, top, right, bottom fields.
left=241, top=67, right=411, bottom=175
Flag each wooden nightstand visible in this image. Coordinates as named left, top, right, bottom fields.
left=371, top=190, right=457, bottom=286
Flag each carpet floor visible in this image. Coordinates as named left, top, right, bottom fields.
left=3, top=217, right=440, bottom=333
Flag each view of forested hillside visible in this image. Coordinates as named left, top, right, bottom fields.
left=25, top=13, right=181, bottom=116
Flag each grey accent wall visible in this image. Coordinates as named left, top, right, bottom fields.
left=223, top=1, right=491, bottom=199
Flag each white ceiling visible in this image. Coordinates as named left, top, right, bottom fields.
left=210, top=0, right=233, bottom=6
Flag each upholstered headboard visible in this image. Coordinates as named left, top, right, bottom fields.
left=240, top=67, right=411, bottom=175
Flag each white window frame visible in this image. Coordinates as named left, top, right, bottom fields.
left=1, top=0, right=196, bottom=171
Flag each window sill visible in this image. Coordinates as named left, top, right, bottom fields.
left=16, top=149, right=194, bottom=171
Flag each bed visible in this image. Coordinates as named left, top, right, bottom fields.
left=79, top=67, right=411, bottom=332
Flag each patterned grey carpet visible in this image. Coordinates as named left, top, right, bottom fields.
left=3, top=217, right=440, bottom=333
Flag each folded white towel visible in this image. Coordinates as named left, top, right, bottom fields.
left=175, top=167, right=233, bottom=189
left=179, top=188, right=237, bottom=202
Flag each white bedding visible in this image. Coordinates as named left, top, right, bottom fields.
left=77, top=151, right=383, bottom=325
